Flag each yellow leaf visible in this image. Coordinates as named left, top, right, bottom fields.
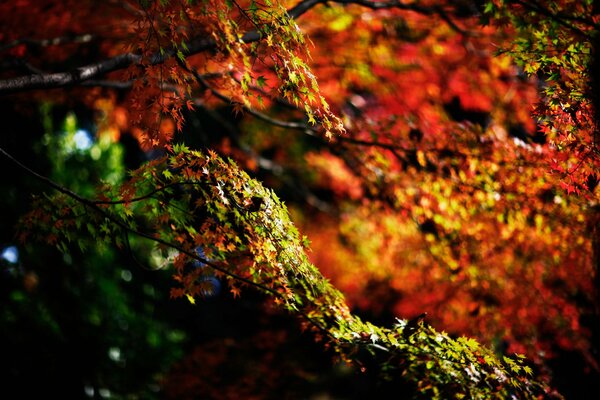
left=186, top=294, right=196, bottom=305
left=417, top=150, right=427, bottom=167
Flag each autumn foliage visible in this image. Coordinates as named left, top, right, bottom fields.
left=1, top=0, right=599, bottom=398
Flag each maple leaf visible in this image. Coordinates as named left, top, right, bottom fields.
left=4, top=0, right=596, bottom=397
left=185, top=294, right=196, bottom=305
left=230, top=286, right=241, bottom=298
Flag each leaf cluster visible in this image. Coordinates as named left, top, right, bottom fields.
left=20, top=146, right=548, bottom=398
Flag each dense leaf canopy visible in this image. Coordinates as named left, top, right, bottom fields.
left=1, top=0, right=599, bottom=398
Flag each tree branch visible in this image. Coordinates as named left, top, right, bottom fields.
left=509, top=0, right=592, bottom=37
left=0, top=0, right=467, bottom=96
left=0, top=0, right=320, bottom=95
left=0, top=33, right=96, bottom=52
left=0, top=52, right=141, bottom=94
left=0, top=144, right=333, bottom=336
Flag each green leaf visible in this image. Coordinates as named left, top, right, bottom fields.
left=257, top=75, right=266, bottom=89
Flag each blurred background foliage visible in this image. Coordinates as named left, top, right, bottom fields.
left=1, top=99, right=186, bottom=398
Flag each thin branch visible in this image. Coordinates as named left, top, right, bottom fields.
left=92, top=181, right=199, bottom=204
left=123, top=231, right=156, bottom=271
left=246, top=107, right=315, bottom=131
left=329, top=0, right=471, bottom=35
left=0, top=52, right=142, bottom=94
left=0, top=0, right=311, bottom=96
left=185, top=58, right=450, bottom=164
left=80, top=72, right=224, bottom=90
left=232, top=0, right=262, bottom=31
left=433, top=5, right=470, bottom=36
left=514, top=0, right=599, bottom=28
left=181, top=60, right=318, bottom=133
left=183, top=58, right=489, bottom=175
left=0, top=34, right=96, bottom=53
left=509, top=0, right=592, bottom=37
left=80, top=79, right=135, bottom=90
left=0, top=144, right=333, bottom=337
left=321, top=0, right=431, bottom=14
left=0, top=146, right=97, bottom=207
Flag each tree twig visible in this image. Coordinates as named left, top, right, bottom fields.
left=0, top=144, right=333, bottom=337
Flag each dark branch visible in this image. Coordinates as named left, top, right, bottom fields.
left=509, top=0, right=592, bottom=37
left=0, top=33, right=96, bottom=52
left=0, top=144, right=333, bottom=337
left=0, top=0, right=468, bottom=96
left=0, top=0, right=319, bottom=96
left=0, top=52, right=140, bottom=94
